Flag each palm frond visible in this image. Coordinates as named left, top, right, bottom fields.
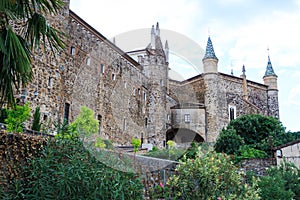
left=0, top=27, right=32, bottom=107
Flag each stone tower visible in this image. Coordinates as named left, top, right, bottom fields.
left=202, top=37, right=225, bottom=142
left=263, top=55, right=279, bottom=118
left=142, top=23, right=169, bottom=147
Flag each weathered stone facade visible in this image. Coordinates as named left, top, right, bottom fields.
left=18, top=1, right=279, bottom=146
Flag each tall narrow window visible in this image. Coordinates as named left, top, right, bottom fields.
left=48, top=77, right=53, bottom=88
left=100, top=64, right=105, bottom=74
left=141, top=132, right=144, bottom=144
left=145, top=118, right=148, bottom=127
left=123, top=118, right=126, bottom=131
left=98, top=115, right=102, bottom=134
left=70, top=46, right=75, bottom=55
left=124, top=81, right=127, bottom=89
left=143, top=92, right=146, bottom=101
left=184, top=114, right=190, bottom=123
left=86, top=57, right=91, bottom=66
left=138, top=88, right=141, bottom=95
left=64, top=103, right=70, bottom=123
left=112, top=73, right=116, bottom=80
left=228, top=105, right=236, bottom=121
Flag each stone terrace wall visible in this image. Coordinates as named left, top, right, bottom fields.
left=239, top=158, right=276, bottom=176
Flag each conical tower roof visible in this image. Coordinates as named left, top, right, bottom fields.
left=203, top=36, right=218, bottom=60
left=264, top=55, right=277, bottom=77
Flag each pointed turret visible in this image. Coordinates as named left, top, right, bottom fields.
left=242, top=64, right=246, bottom=76
left=263, top=54, right=279, bottom=118
left=264, top=55, right=277, bottom=78
left=164, top=40, right=169, bottom=63
left=151, top=25, right=155, bottom=49
left=156, top=22, right=160, bottom=36
left=241, top=65, right=248, bottom=100
left=263, top=55, right=277, bottom=90
left=203, top=36, right=218, bottom=61
left=202, top=36, right=218, bottom=74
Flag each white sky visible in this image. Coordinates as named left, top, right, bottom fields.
left=70, top=0, right=300, bottom=132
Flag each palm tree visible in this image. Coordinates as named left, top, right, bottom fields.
left=0, top=0, right=65, bottom=108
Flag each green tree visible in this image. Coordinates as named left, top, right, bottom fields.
left=0, top=0, right=64, bottom=108
left=215, top=114, right=293, bottom=156
left=70, top=106, right=99, bottom=137
left=31, top=106, right=41, bottom=131
left=214, top=126, right=244, bottom=155
left=5, top=103, right=31, bottom=132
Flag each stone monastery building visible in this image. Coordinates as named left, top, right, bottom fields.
left=20, top=0, right=279, bottom=147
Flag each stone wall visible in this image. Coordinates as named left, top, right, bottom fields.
left=239, top=158, right=276, bottom=176
left=65, top=12, right=152, bottom=145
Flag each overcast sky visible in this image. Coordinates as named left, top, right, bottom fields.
left=70, top=0, right=300, bottom=132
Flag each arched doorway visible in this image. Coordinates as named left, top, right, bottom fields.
left=166, top=128, right=204, bottom=144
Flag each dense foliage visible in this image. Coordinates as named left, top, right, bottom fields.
left=71, top=106, right=99, bottom=136
left=258, top=161, right=300, bottom=200
left=215, top=114, right=297, bottom=157
left=153, top=151, right=260, bottom=200
left=0, top=137, right=143, bottom=199
left=0, top=0, right=65, bottom=107
left=5, top=103, right=31, bottom=132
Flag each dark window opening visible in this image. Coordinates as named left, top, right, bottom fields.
left=230, top=107, right=235, bottom=120
left=141, top=132, right=144, bottom=144
left=98, top=115, right=102, bottom=134
left=64, top=103, right=70, bottom=123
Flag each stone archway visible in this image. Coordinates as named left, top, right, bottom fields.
left=166, top=128, right=204, bottom=144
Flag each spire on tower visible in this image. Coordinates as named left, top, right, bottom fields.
left=156, top=22, right=160, bottom=36
left=242, top=64, right=246, bottom=76
left=165, top=40, right=169, bottom=49
left=151, top=25, right=155, bottom=49
left=164, top=40, right=169, bottom=63
left=264, top=55, right=277, bottom=77
left=203, top=36, right=218, bottom=60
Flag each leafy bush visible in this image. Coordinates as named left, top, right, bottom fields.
left=144, top=148, right=184, bottom=161
left=239, top=146, right=267, bottom=159
left=258, top=161, right=300, bottom=200
left=5, top=103, right=31, bottom=132
left=165, top=151, right=260, bottom=200
left=95, top=137, right=106, bottom=148
left=1, top=137, right=143, bottom=199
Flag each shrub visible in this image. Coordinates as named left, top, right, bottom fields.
left=165, top=151, right=260, bottom=200
left=1, top=138, right=143, bottom=199
left=259, top=160, right=300, bottom=200
left=5, top=103, right=31, bottom=132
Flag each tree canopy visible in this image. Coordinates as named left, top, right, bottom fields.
left=0, top=0, right=65, bottom=108
left=215, top=114, right=296, bottom=156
